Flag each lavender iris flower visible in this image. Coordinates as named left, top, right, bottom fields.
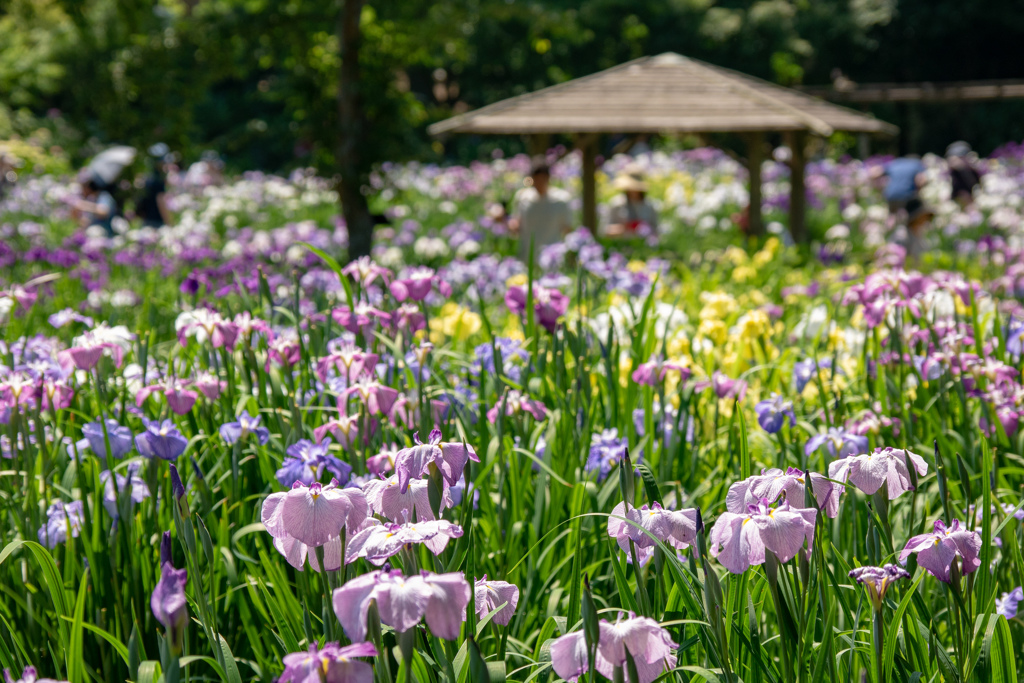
left=708, top=497, right=817, bottom=574
left=804, top=427, right=868, bottom=459
left=219, top=411, right=270, bottom=445
left=474, top=576, right=520, bottom=626
left=276, top=438, right=352, bottom=487
left=135, top=419, right=188, bottom=460
left=278, top=642, right=378, bottom=683
left=828, top=447, right=928, bottom=500
left=262, top=480, right=369, bottom=548
left=362, top=474, right=452, bottom=523
left=550, top=612, right=678, bottom=683
left=151, top=548, right=188, bottom=652
left=82, top=419, right=134, bottom=459
left=849, top=564, right=910, bottom=610
left=607, top=501, right=698, bottom=566
left=2, top=666, right=67, bottom=683
left=345, top=519, right=464, bottom=565
left=332, top=569, right=471, bottom=642
left=899, top=519, right=982, bottom=583
left=754, top=394, right=796, bottom=433
left=37, top=501, right=84, bottom=549
left=727, top=467, right=843, bottom=518
left=100, top=462, right=150, bottom=519
left=996, top=587, right=1024, bottom=620
left=392, top=429, right=479, bottom=493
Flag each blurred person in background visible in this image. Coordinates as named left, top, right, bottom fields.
left=605, top=165, right=658, bottom=237
left=69, top=174, right=118, bottom=236
left=877, top=154, right=927, bottom=216
left=136, top=143, right=173, bottom=228
left=946, top=140, right=982, bottom=208
left=509, top=158, right=573, bottom=263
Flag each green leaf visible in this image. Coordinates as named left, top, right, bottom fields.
left=883, top=572, right=924, bottom=680
left=66, top=569, right=89, bottom=683
left=217, top=635, right=243, bottom=683
left=137, top=660, right=162, bottom=683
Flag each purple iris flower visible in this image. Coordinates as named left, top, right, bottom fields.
left=151, top=548, right=188, bottom=652
left=754, top=394, right=796, bottom=433
left=474, top=576, right=520, bottom=626
left=219, top=411, right=270, bottom=445
left=486, top=389, right=548, bottom=423
left=727, top=467, right=842, bottom=518
left=828, top=447, right=928, bottom=500
left=100, top=462, right=150, bottom=519
left=343, top=373, right=400, bottom=417
left=393, top=429, right=479, bottom=493
left=899, top=519, right=981, bottom=583
left=135, top=419, right=188, bottom=461
left=793, top=358, right=820, bottom=393
left=505, top=283, right=569, bottom=333
left=345, top=519, right=464, bottom=565
left=2, top=666, right=66, bottom=683
left=390, top=266, right=450, bottom=302
left=996, top=587, right=1024, bottom=620
left=708, top=497, right=817, bottom=574
left=607, top=501, right=698, bottom=566
left=278, top=642, right=378, bottom=683
left=276, top=438, right=352, bottom=487
left=849, top=564, right=910, bottom=610
left=37, top=500, right=84, bottom=549
left=586, top=429, right=627, bottom=482
left=472, top=337, right=529, bottom=384
left=82, top=419, right=134, bottom=459
left=332, top=569, right=471, bottom=642
left=631, top=354, right=690, bottom=387
left=805, top=428, right=868, bottom=459
left=550, top=612, right=678, bottom=683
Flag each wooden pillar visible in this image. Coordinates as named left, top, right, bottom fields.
left=578, top=134, right=598, bottom=232
left=746, top=132, right=764, bottom=238
left=787, top=130, right=807, bottom=245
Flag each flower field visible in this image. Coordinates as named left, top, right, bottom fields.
left=3, top=145, right=1024, bottom=683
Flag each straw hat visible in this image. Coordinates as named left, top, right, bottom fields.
left=612, top=166, right=648, bottom=193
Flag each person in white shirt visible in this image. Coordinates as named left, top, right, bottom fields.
left=606, top=166, right=658, bottom=237
left=509, top=159, right=574, bottom=263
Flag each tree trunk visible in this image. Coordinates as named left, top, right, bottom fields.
left=337, top=0, right=374, bottom=262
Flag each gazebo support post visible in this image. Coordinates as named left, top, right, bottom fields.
left=745, top=132, right=764, bottom=239
left=577, top=134, right=599, bottom=232
left=787, top=130, right=808, bottom=244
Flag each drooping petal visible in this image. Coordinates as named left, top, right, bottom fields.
left=550, top=631, right=589, bottom=681
left=332, top=571, right=383, bottom=642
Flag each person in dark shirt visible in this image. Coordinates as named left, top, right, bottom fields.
left=137, top=143, right=172, bottom=227
left=946, top=141, right=981, bottom=207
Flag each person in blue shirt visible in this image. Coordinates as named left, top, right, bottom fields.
left=881, top=155, right=927, bottom=213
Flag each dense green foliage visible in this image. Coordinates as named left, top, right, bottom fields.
left=3, top=0, right=1024, bottom=173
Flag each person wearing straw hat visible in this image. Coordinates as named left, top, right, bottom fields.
left=606, top=165, right=658, bottom=237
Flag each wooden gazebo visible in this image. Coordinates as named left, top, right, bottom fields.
left=429, top=52, right=898, bottom=242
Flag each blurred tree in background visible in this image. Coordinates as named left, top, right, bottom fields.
left=2, top=0, right=1024, bottom=173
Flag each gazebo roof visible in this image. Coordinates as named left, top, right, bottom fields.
left=429, top=52, right=898, bottom=137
